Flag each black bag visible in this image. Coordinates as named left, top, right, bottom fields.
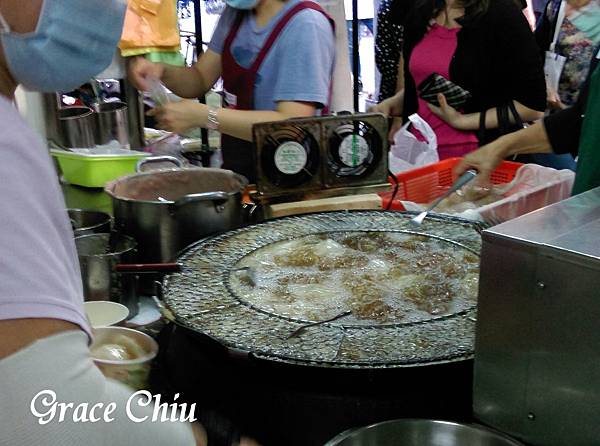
left=478, top=101, right=525, bottom=146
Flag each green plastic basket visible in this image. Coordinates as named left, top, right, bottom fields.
left=51, top=148, right=150, bottom=188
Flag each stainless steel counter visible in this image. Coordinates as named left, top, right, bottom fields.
left=474, top=187, right=600, bottom=446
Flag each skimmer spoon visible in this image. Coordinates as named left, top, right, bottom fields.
left=410, top=169, right=478, bottom=226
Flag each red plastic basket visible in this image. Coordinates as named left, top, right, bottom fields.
left=380, top=157, right=523, bottom=210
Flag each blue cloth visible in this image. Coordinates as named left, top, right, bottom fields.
left=209, top=1, right=335, bottom=111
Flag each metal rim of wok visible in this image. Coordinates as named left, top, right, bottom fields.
left=163, top=210, right=485, bottom=369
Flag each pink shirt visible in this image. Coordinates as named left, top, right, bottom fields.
left=409, top=23, right=479, bottom=159
left=0, top=95, right=90, bottom=338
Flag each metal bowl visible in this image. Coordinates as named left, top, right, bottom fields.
left=68, top=208, right=111, bottom=237
left=324, top=419, right=525, bottom=446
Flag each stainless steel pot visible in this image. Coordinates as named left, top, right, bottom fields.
left=59, top=106, right=96, bottom=148
left=324, top=419, right=525, bottom=446
left=105, top=159, right=248, bottom=265
left=68, top=209, right=111, bottom=237
left=93, top=101, right=129, bottom=147
left=74, top=233, right=139, bottom=317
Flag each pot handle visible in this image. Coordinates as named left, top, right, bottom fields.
left=136, top=155, right=183, bottom=173
left=174, top=191, right=229, bottom=208
left=116, top=263, right=182, bottom=274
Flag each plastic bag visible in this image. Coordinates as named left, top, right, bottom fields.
left=545, top=51, right=567, bottom=97
left=119, top=0, right=180, bottom=52
left=389, top=114, right=438, bottom=174
left=544, top=1, right=567, bottom=96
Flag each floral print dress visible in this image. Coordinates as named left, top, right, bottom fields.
left=555, top=17, right=596, bottom=106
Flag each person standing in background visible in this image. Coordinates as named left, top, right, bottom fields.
left=130, top=0, right=336, bottom=183
left=517, top=0, right=600, bottom=170
left=0, top=0, right=224, bottom=444
left=371, top=0, right=546, bottom=160
left=375, top=0, right=408, bottom=102
left=537, top=0, right=599, bottom=109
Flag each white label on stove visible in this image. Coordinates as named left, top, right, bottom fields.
left=274, top=142, right=307, bottom=175
left=339, top=134, right=369, bottom=167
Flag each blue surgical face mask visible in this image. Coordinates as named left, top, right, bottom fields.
left=225, top=0, right=260, bottom=10
left=0, top=0, right=127, bottom=92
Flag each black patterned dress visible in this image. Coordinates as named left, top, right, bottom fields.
left=375, top=0, right=405, bottom=101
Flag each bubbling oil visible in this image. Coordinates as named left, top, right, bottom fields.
left=229, top=231, right=479, bottom=325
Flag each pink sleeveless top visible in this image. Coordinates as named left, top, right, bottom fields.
left=409, top=23, right=479, bottom=159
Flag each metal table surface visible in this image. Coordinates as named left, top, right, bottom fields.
left=474, top=187, right=600, bottom=446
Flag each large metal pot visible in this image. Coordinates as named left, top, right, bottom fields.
left=105, top=159, right=248, bottom=265
left=324, top=420, right=524, bottom=446
left=68, top=209, right=111, bottom=237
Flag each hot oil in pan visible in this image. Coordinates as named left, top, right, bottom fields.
left=229, top=231, right=480, bottom=325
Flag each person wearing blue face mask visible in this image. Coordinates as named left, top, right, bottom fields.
left=129, top=0, right=336, bottom=183
left=0, top=1, right=261, bottom=445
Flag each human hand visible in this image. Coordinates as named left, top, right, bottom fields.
left=240, top=437, right=262, bottom=446
left=388, top=116, right=404, bottom=143
left=128, top=57, right=165, bottom=91
left=546, top=86, right=565, bottom=110
left=454, top=140, right=508, bottom=184
left=148, top=100, right=207, bottom=134
left=428, top=93, right=469, bottom=130
left=369, top=94, right=402, bottom=117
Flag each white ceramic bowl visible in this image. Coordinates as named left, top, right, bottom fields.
left=84, top=301, right=129, bottom=328
left=90, top=326, right=158, bottom=390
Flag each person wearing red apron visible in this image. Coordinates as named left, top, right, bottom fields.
left=220, top=1, right=335, bottom=182
left=129, top=0, right=335, bottom=184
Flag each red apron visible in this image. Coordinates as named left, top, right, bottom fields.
left=220, top=1, right=334, bottom=183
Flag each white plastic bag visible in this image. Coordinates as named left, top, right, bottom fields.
left=544, top=1, right=567, bottom=96
left=545, top=51, right=567, bottom=96
left=389, top=113, right=438, bottom=174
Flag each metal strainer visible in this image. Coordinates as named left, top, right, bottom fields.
left=163, top=211, right=484, bottom=368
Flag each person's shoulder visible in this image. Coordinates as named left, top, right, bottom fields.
left=0, top=96, right=31, bottom=143
left=286, top=7, right=334, bottom=37
left=221, top=5, right=238, bottom=19
left=0, top=96, right=48, bottom=168
left=483, top=0, right=525, bottom=21
left=291, top=6, right=333, bottom=27
left=463, top=0, right=528, bottom=33
left=217, top=5, right=241, bottom=29
left=209, top=5, right=243, bottom=51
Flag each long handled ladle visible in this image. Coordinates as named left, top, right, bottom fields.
left=410, top=169, right=478, bottom=226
